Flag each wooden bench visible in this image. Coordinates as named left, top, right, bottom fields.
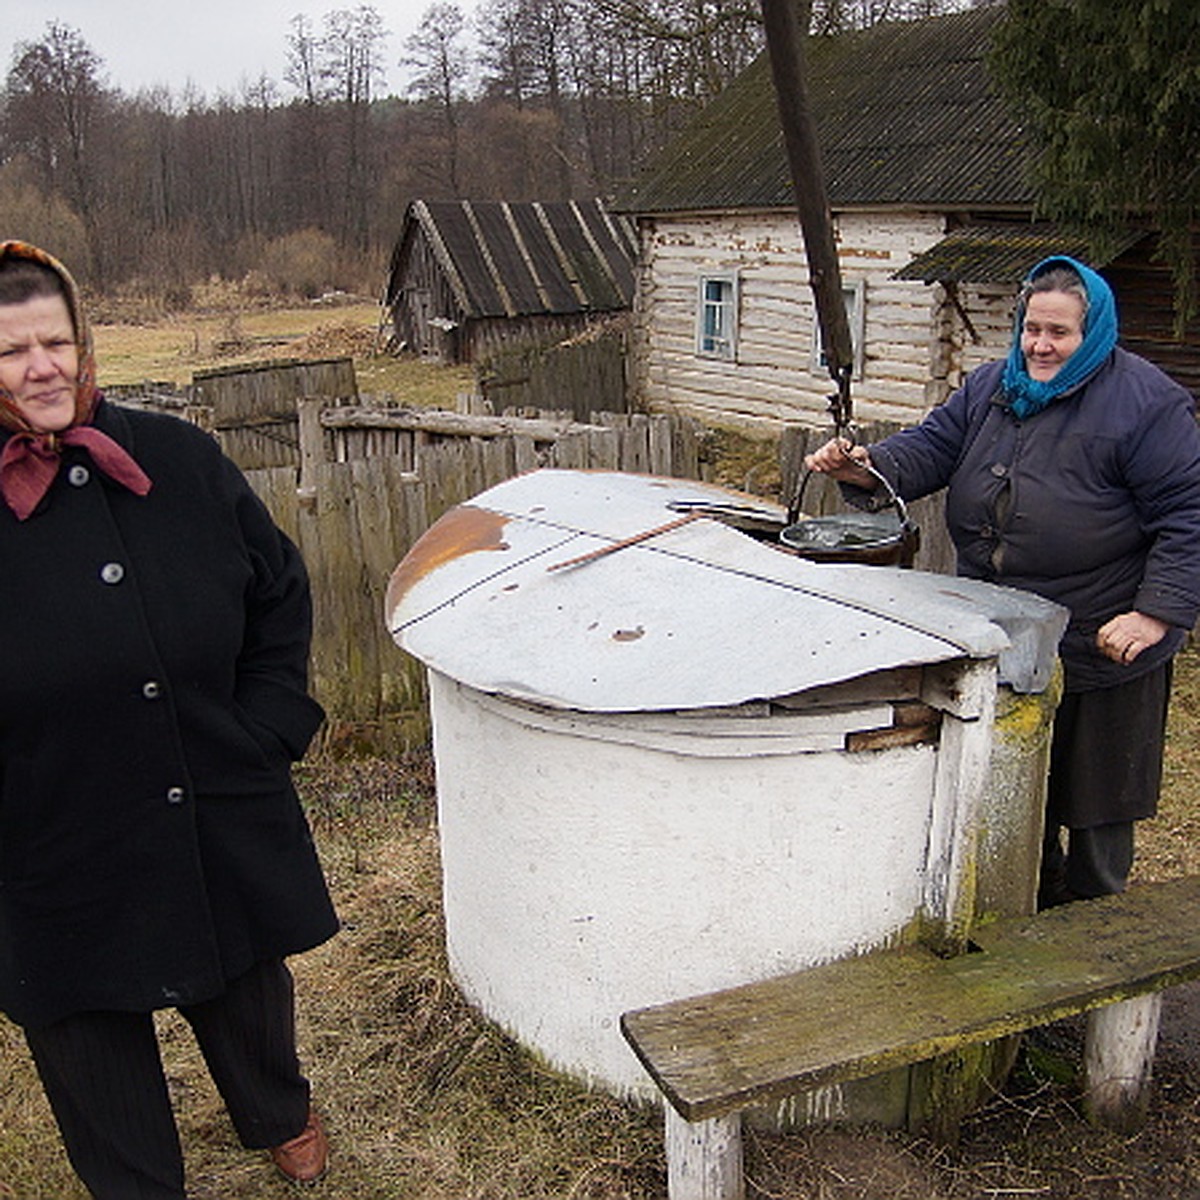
left=621, top=876, right=1200, bottom=1200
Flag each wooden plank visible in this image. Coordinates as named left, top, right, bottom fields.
left=922, top=659, right=997, bottom=949
left=774, top=665, right=924, bottom=710
left=665, top=1109, right=744, bottom=1200
left=621, top=876, right=1200, bottom=1122
left=303, top=460, right=370, bottom=720
left=845, top=721, right=939, bottom=752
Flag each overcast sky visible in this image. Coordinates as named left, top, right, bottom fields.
left=5, top=0, right=480, bottom=101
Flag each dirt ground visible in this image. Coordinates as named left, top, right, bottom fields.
left=735, top=985, right=1200, bottom=1200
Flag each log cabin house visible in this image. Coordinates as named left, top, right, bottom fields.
left=384, top=198, right=638, bottom=365
left=615, top=5, right=1199, bottom=437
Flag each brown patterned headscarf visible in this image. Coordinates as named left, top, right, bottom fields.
left=0, top=241, right=151, bottom=519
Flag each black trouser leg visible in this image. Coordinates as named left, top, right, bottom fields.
left=24, top=1010, right=187, bottom=1200
left=178, top=958, right=311, bottom=1149
left=1040, top=819, right=1136, bottom=905
left=1038, top=822, right=1072, bottom=909
left=1064, top=821, right=1135, bottom=899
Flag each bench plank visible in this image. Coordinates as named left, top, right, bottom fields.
left=621, top=876, right=1200, bottom=1122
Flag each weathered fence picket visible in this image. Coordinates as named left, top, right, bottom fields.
left=197, top=356, right=357, bottom=470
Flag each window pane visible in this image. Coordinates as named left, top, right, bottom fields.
left=700, top=278, right=733, bottom=358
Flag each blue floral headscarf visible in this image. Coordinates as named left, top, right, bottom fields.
left=1001, top=255, right=1119, bottom=420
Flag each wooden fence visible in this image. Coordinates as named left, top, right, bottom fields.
left=475, top=318, right=629, bottom=420
left=195, top=356, right=358, bottom=470
left=246, top=406, right=707, bottom=751
left=780, top=421, right=954, bottom=576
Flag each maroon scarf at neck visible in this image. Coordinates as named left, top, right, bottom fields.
left=0, top=424, right=152, bottom=521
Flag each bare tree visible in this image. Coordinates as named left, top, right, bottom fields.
left=321, top=5, right=389, bottom=247
left=810, top=0, right=975, bottom=33
left=477, top=0, right=535, bottom=107
left=286, top=15, right=323, bottom=105
left=404, top=3, right=470, bottom=193
left=3, top=22, right=112, bottom=282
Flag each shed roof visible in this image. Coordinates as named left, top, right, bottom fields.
left=617, top=5, right=1032, bottom=216
left=386, top=198, right=638, bottom=320
left=892, top=221, right=1148, bottom=283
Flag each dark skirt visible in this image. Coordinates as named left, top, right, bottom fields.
left=1046, top=661, right=1173, bottom=829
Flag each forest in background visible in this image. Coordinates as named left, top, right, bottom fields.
left=0, top=0, right=982, bottom=309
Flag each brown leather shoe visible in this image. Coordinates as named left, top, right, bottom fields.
left=270, top=1108, right=329, bottom=1184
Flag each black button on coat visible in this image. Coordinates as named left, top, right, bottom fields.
left=0, top=400, right=338, bottom=1029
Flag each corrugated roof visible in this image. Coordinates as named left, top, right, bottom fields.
left=892, top=222, right=1148, bottom=282
left=618, top=6, right=1033, bottom=215
left=389, top=198, right=637, bottom=320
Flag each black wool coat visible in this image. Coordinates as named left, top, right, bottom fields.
left=0, top=400, right=338, bottom=1029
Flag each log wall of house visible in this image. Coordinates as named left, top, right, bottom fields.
left=951, top=282, right=1019, bottom=386
left=630, top=211, right=1016, bottom=436
left=1105, top=233, right=1200, bottom=397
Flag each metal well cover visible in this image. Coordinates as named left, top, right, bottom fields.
left=386, top=470, right=1066, bottom=712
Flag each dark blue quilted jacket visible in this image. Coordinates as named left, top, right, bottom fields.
left=867, top=348, right=1200, bottom=692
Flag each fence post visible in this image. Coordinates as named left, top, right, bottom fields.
left=297, top=397, right=325, bottom=508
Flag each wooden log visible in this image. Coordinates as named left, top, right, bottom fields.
left=1083, top=993, right=1163, bottom=1133
left=665, top=1108, right=744, bottom=1200
left=320, top=406, right=609, bottom=441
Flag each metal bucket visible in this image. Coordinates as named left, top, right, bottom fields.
left=781, top=467, right=920, bottom=567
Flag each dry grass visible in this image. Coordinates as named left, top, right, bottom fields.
left=89, top=300, right=476, bottom=408
left=3, top=651, right=1200, bottom=1198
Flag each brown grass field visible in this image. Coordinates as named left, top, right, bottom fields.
left=1, top=313, right=1198, bottom=1197
left=90, top=299, right=475, bottom=407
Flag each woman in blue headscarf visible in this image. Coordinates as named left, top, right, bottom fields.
left=807, top=255, right=1200, bottom=906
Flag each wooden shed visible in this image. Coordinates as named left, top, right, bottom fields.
left=383, top=198, right=638, bottom=365
left=615, top=6, right=1200, bottom=435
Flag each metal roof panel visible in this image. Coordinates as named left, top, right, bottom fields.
left=893, top=223, right=1148, bottom=283
left=386, top=471, right=1067, bottom=711
left=400, top=199, right=635, bottom=319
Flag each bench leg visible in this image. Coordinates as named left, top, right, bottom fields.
left=1083, top=993, right=1162, bottom=1134
left=664, top=1106, right=744, bottom=1200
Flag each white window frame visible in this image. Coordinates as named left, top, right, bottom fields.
left=696, top=273, right=739, bottom=361
left=810, top=278, right=867, bottom=379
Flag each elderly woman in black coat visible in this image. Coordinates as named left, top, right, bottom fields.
left=0, top=241, right=339, bottom=1196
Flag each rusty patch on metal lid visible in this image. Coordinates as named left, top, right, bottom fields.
left=386, top=505, right=510, bottom=615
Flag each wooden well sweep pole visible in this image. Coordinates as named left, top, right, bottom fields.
left=760, top=0, right=854, bottom=428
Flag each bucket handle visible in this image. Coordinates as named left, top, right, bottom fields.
left=787, top=459, right=912, bottom=529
